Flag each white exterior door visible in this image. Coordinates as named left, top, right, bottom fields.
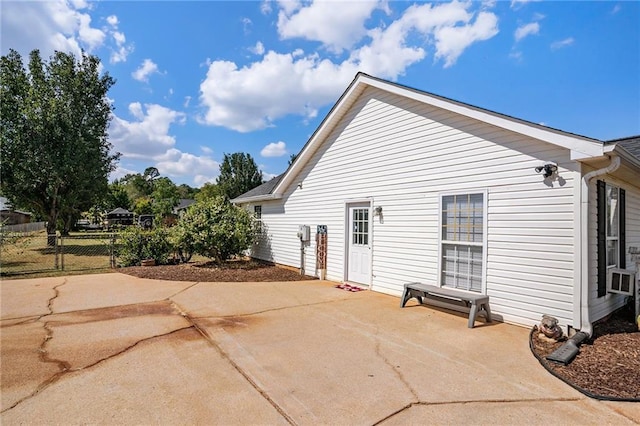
left=347, top=202, right=371, bottom=284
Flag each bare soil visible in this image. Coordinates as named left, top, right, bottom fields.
left=121, top=260, right=638, bottom=400
left=530, top=305, right=640, bottom=400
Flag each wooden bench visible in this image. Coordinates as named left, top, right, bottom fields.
left=400, top=282, right=492, bottom=328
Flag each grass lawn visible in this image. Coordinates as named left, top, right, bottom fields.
left=1, top=231, right=115, bottom=278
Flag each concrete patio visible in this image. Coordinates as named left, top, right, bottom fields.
left=1, top=273, right=638, bottom=425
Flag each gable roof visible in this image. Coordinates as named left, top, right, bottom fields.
left=173, top=198, right=196, bottom=212
left=107, top=207, right=133, bottom=215
left=235, top=72, right=618, bottom=203
left=232, top=174, right=284, bottom=203
left=608, top=135, right=640, bottom=160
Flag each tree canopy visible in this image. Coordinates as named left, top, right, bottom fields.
left=216, top=152, right=263, bottom=199
left=0, top=49, right=118, bottom=239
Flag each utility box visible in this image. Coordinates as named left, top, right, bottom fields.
left=297, top=225, right=310, bottom=242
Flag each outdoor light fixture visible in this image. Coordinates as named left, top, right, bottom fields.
left=374, top=206, right=383, bottom=216
left=535, top=163, right=558, bottom=178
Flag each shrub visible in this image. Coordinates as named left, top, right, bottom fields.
left=117, top=226, right=173, bottom=266
left=176, top=196, right=256, bottom=263
left=169, top=222, right=194, bottom=263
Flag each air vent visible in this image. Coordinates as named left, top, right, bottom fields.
left=607, top=269, right=635, bottom=296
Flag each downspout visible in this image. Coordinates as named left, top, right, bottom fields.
left=548, top=155, right=620, bottom=365
left=579, top=155, right=620, bottom=337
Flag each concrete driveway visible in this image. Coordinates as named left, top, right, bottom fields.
left=1, top=273, right=638, bottom=425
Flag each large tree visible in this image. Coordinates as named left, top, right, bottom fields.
left=216, top=152, right=263, bottom=199
left=151, top=177, right=180, bottom=219
left=0, top=49, right=118, bottom=242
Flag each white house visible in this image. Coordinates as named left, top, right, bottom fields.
left=233, top=73, right=640, bottom=333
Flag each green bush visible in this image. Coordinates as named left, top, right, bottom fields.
left=117, top=226, right=173, bottom=266
left=169, top=222, right=194, bottom=263
left=176, top=196, right=256, bottom=263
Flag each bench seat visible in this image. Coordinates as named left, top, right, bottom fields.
left=400, top=282, right=492, bottom=328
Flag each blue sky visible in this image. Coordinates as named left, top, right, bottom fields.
left=2, top=1, right=639, bottom=187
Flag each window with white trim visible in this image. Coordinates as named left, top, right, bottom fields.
left=440, top=193, right=485, bottom=292
left=605, top=184, right=619, bottom=269
left=254, top=205, right=262, bottom=231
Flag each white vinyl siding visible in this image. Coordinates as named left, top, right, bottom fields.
left=247, top=86, right=580, bottom=328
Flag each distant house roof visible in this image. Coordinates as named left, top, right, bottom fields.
left=173, top=199, right=196, bottom=213
left=0, top=196, right=32, bottom=216
left=231, top=174, right=284, bottom=203
left=107, top=207, right=133, bottom=216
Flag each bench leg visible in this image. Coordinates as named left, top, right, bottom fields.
left=482, top=302, right=493, bottom=323
left=400, top=288, right=423, bottom=308
left=468, top=301, right=479, bottom=328
left=469, top=301, right=492, bottom=328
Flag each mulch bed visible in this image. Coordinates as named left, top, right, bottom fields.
left=530, top=307, right=640, bottom=401
left=120, top=259, right=317, bottom=282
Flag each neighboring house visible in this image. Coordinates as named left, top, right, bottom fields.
left=106, top=207, right=134, bottom=226
left=232, top=73, right=640, bottom=332
left=0, top=197, right=32, bottom=225
left=173, top=199, right=196, bottom=217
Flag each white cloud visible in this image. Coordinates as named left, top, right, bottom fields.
left=106, top=15, right=119, bottom=27
left=510, top=0, right=539, bottom=9
left=201, top=146, right=214, bottom=155
left=277, top=0, right=386, bottom=53
left=155, top=149, right=220, bottom=186
left=250, top=41, right=265, bottom=55
left=432, top=11, right=499, bottom=67
left=113, top=31, right=126, bottom=45
left=77, top=13, right=105, bottom=50
left=110, top=164, right=138, bottom=182
left=132, top=59, right=160, bottom=82
left=261, top=141, right=287, bottom=157
left=260, top=0, right=273, bottom=15
left=262, top=171, right=278, bottom=181
left=514, top=22, right=539, bottom=42
left=0, top=1, right=132, bottom=64
left=199, top=1, right=499, bottom=132
left=1, top=0, right=102, bottom=58
left=109, top=103, right=186, bottom=160
left=551, top=37, right=574, bottom=50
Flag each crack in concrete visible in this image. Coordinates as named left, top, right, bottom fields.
left=188, top=297, right=351, bottom=320
left=172, top=301, right=297, bottom=425
left=166, top=281, right=201, bottom=299
left=1, top=325, right=195, bottom=414
left=373, top=326, right=419, bottom=402
left=372, top=397, right=585, bottom=425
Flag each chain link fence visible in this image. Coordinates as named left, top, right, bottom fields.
left=1, top=231, right=119, bottom=277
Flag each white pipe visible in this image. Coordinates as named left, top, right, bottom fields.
left=579, top=156, right=621, bottom=337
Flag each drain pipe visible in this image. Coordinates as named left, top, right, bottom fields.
left=548, top=155, right=621, bottom=364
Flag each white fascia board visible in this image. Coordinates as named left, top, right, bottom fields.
left=231, top=194, right=282, bottom=205
left=611, top=144, right=640, bottom=170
